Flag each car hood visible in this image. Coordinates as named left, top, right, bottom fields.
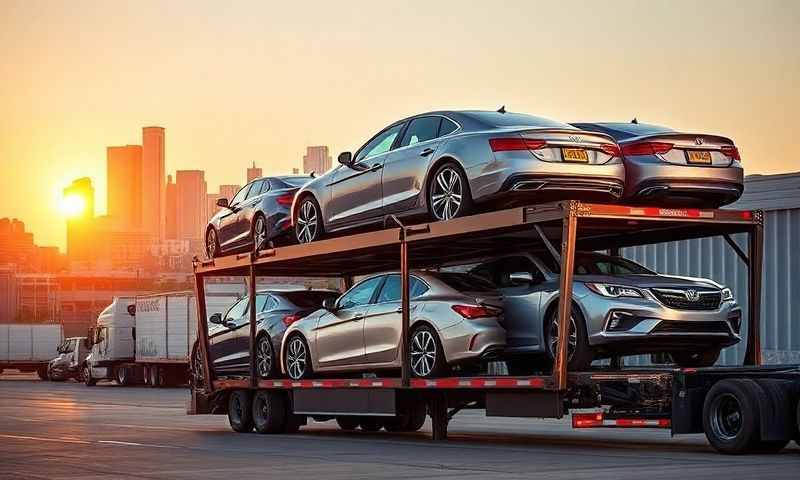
left=573, top=273, right=722, bottom=290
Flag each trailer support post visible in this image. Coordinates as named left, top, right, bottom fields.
left=400, top=227, right=411, bottom=388
left=554, top=202, right=578, bottom=391
left=248, top=261, right=258, bottom=387
left=192, top=269, right=213, bottom=392
left=744, top=214, right=764, bottom=366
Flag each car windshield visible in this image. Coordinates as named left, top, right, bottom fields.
left=540, top=252, right=654, bottom=275
left=573, top=122, right=674, bottom=141
left=283, top=291, right=339, bottom=309
left=279, top=176, right=312, bottom=188
left=430, top=272, right=498, bottom=293
left=465, top=111, right=570, bottom=129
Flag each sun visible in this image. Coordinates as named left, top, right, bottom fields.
left=60, top=194, right=87, bottom=218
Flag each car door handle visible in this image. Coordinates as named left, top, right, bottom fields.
left=394, top=305, right=416, bottom=313
left=352, top=315, right=364, bottom=321
left=369, top=163, right=383, bottom=172
left=419, top=148, right=435, bottom=157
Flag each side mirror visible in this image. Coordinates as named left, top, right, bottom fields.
left=509, top=272, right=534, bottom=285
left=322, top=297, right=338, bottom=311
left=216, top=197, right=229, bottom=208
left=337, top=151, right=353, bottom=166
left=209, top=313, right=223, bottom=325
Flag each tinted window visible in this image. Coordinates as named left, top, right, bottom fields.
left=572, top=123, right=673, bottom=141
left=256, top=294, right=270, bottom=312
left=230, top=185, right=250, bottom=205
left=225, top=297, right=249, bottom=320
left=471, top=256, right=546, bottom=287
left=282, top=291, right=340, bottom=309
left=338, top=276, right=384, bottom=309
left=376, top=275, right=428, bottom=303
left=246, top=180, right=264, bottom=199
left=465, top=112, right=570, bottom=129
left=355, top=124, right=405, bottom=163
left=540, top=253, right=653, bottom=275
left=400, top=117, right=441, bottom=147
left=439, top=118, right=459, bottom=136
left=432, top=272, right=498, bottom=293
left=259, top=180, right=271, bottom=194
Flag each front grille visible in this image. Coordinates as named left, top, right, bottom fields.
left=653, top=321, right=732, bottom=334
left=651, top=288, right=721, bottom=311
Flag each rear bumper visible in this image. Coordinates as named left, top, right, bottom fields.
left=440, top=319, right=506, bottom=364
left=498, top=174, right=624, bottom=200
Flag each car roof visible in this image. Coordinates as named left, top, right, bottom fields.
left=387, top=110, right=573, bottom=131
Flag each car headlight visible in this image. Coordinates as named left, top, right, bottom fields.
left=586, top=283, right=644, bottom=298
left=721, top=287, right=734, bottom=302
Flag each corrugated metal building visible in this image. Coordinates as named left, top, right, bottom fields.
left=622, top=172, right=800, bottom=365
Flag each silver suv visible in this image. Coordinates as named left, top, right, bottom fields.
left=469, top=251, right=741, bottom=371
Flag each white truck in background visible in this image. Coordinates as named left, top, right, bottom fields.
left=0, top=324, right=64, bottom=379
left=84, top=289, right=241, bottom=387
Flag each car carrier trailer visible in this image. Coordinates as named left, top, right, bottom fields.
left=189, top=200, right=800, bottom=454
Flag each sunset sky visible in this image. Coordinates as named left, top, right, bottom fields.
left=1, top=0, right=798, bottom=250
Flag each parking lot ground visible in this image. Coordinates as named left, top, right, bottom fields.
left=0, top=371, right=797, bottom=480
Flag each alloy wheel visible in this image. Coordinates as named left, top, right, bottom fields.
left=410, top=330, right=437, bottom=377
left=206, top=229, right=218, bottom=258
left=296, top=200, right=319, bottom=243
left=431, top=167, right=463, bottom=221
left=253, top=216, right=266, bottom=253
left=256, top=336, right=273, bottom=378
left=548, top=315, right=577, bottom=361
left=286, top=337, right=308, bottom=380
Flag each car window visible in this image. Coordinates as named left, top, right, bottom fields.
left=431, top=272, right=498, bottom=293
left=230, top=184, right=251, bottom=206
left=259, top=180, right=271, bottom=194
left=471, top=256, right=545, bottom=287
left=338, top=276, right=384, bottom=309
left=246, top=180, right=264, bottom=199
left=225, top=297, right=249, bottom=321
left=376, top=275, right=428, bottom=303
left=256, top=294, right=271, bottom=312
left=399, top=117, right=441, bottom=147
left=283, top=291, right=340, bottom=309
left=355, top=124, right=405, bottom=163
left=439, top=117, right=459, bottom=136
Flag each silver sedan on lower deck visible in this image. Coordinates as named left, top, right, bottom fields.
left=281, top=271, right=505, bottom=379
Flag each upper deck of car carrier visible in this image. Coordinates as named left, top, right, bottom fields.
left=189, top=200, right=800, bottom=451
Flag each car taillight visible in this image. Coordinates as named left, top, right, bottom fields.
left=489, top=138, right=547, bottom=152
left=276, top=192, right=295, bottom=206
left=720, top=145, right=740, bottom=161
left=621, top=141, right=673, bottom=156
left=451, top=304, right=498, bottom=319
left=599, top=144, right=621, bottom=157
left=282, top=314, right=303, bottom=326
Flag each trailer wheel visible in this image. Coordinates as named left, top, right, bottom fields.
left=252, top=390, right=287, bottom=434
left=336, top=417, right=360, bottom=431
left=358, top=418, right=384, bottom=432
left=405, top=403, right=427, bottom=432
left=751, top=379, right=791, bottom=453
left=116, top=367, right=130, bottom=386
left=83, top=364, right=97, bottom=386
left=228, top=390, right=254, bottom=433
left=703, top=379, right=762, bottom=454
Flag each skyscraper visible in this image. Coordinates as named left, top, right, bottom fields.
left=142, top=126, right=165, bottom=241
left=303, top=146, right=332, bottom=174
left=165, top=174, right=177, bottom=240
left=219, top=184, right=241, bottom=201
left=247, top=162, right=262, bottom=183
left=175, top=170, right=207, bottom=243
left=106, top=145, right=142, bottom=229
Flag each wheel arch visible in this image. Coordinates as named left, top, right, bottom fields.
left=280, top=330, right=312, bottom=375
left=421, top=155, right=470, bottom=211
left=542, top=296, right=590, bottom=339
left=409, top=319, right=449, bottom=364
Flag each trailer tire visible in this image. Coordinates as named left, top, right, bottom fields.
left=751, top=379, right=791, bottom=453
left=702, top=379, right=762, bottom=454
left=252, top=390, right=287, bottom=434
left=116, top=367, right=130, bottom=386
left=228, top=390, right=254, bottom=433
left=405, top=403, right=427, bottom=432
left=83, top=364, right=97, bottom=386
left=336, top=417, right=360, bottom=431
left=358, top=418, right=384, bottom=432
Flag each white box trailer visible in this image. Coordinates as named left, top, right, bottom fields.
left=0, top=323, right=64, bottom=379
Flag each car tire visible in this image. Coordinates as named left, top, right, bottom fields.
left=252, top=213, right=269, bottom=254
left=428, top=162, right=473, bottom=222
left=544, top=303, right=592, bottom=371
left=285, top=334, right=313, bottom=380
left=256, top=334, right=276, bottom=379
left=672, top=348, right=721, bottom=368
left=83, top=364, right=96, bottom=387
left=336, top=417, right=360, bottom=431
left=702, top=379, right=763, bottom=454
left=206, top=228, right=220, bottom=259
left=228, top=390, right=254, bottom=433
left=252, top=390, right=287, bottom=434
left=295, top=196, right=323, bottom=243
left=410, top=324, right=448, bottom=378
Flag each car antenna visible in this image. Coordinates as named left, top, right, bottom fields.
left=631, top=117, right=638, bottom=124
left=497, top=105, right=506, bottom=114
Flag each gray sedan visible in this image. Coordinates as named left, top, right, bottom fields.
left=292, top=110, right=625, bottom=243
left=281, top=271, right=505, bottom=379
left=468, top=251, right=741, bottom=371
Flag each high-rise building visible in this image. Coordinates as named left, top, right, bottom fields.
left=106, top=145, right=142, bottom=229
left=165, top=174, right=177, bottom=240
left=219, top=184, right=241, bottom=201
left=142, top=126, right=166, bottom=241
left=175, top=170, right=207, bottom=244
left=63, top=178, right=95, bottom=266
left=303, top=146, right=332, bottom=174
left=206, top=193, right=222, bottom=221
left=247, top=162, right=262, bottom=183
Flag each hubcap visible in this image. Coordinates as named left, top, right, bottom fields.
left=711, top=393, right=743, bottom=440
left=410, top=330, right=437, bottom=377
left=286, top=337, right=307, bottom=380
left=548, top=315, right=577, bottom=361
left=206, top=230, right=217, bottom=258
left=296, top=201, right=318, bottom=243
left=254, top=217, right=266, bottom=252
left=257, top=337, right=272, bottom=377
left=431, top=167, right=463, bottom=221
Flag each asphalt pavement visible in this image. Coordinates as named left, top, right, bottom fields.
left=0, top=371, right=797, bottom=479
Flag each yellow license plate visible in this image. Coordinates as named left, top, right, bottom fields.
left=686, top=150, right=712, bottom=164
left=562, top=148, right=589, bottom=163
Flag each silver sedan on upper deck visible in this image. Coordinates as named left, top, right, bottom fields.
left=292, top=110, right=625, bottom=243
